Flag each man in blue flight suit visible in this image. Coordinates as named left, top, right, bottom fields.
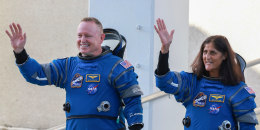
left=6, top=17, right=144, bottom=130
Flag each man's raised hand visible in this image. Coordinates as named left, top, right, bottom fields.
left=6, top=23, right=26, bottom=53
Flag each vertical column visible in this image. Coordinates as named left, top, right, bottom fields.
left=89, top=0, right=189, bottom=129
left=152, top=1, right=189, bottom=130
left=89, top=0, right=155, bottom=129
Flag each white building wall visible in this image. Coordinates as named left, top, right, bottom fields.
left=89, top=0, right=155, bottom=129
left=89, top=0, right=189, bottom=130
left=0, top=0, right=89, bottom=129
left=151, top=1, right=189, bottom=130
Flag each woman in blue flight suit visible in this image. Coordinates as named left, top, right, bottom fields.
left=154, top=18, right=258, bottom=130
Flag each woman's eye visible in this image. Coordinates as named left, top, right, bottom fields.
left=210, top=51, right=216, bottom=55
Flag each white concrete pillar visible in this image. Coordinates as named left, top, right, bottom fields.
left=89, top=1, right=189, bottom=129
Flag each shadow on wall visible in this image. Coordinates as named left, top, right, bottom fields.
left=188, top=25, right=208, bottom=66
left=189, top=24, right=260, bottom=108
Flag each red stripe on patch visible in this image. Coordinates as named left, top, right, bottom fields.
left=120, top=60, right=132, bottom=69
left=245, top=86, right=255, bottom=94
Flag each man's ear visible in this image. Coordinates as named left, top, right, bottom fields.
left=101, top=33, right=105, bottom=42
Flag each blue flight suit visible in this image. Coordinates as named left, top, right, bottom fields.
left=17, top=48, right=143, bottom=130
left=155, top=71, right=258, bottom=130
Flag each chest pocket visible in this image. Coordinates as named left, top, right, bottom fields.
left=70, top=63, right=103, bottom=90
left=200, top=79, right=224, bottom=93
left=196, top=79, right=226, bottom=108
left=75, top=63, right=103, bottom=76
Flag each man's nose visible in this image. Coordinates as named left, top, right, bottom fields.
left=81, top=36, right=87, bottom=42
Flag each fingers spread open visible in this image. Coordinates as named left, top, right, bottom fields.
left=157, top=18, right=163, bottom=30
left=154, top=25, right=159, bottom=33
left=12, top=23, right=19, bottom=35
left=17, top=24, right=23, bottom=36
left=5, top=30, right=12, bottom=39
left=23, top=33, right=27, bottom=41
left=170, top=30, right=175, bottom=37
left=161, top=19, right=166, bottom=30
left=9, top=24, right=15, bottom=36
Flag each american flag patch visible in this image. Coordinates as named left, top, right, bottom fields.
left=120, top=60, right=132, bottom=69
left=244, top=86, right=255, bottom=94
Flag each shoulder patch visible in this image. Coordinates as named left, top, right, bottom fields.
left=244, top=86, right=255, bottom=94
left=120, top=60, right=132, bottom=69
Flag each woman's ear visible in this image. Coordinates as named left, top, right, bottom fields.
left=223, top=53, right=227, bottom=60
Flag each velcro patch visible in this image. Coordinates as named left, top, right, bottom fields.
left=209, top=94, right=225, bottom=103
left=244, top=86, right=255, bottom=94
left=71, top=73, right=83, bottom=88
left=87, top=84, right=99, bottom=94
left=209, top=104, right=221, bottom=114
left=86, top=74, right=100, bottom=82
left=120, top=60, right=132, bottom=69
left=193, top=92, right=207, bottom=107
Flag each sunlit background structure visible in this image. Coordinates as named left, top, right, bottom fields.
left=0, top=0, right=259, bottom=129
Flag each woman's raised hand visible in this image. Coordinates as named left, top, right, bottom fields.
left=154, top=18, right=174, bottom=54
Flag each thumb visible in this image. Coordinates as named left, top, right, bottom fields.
left=23, top=33, right=27, bottom=42
left=170, top=29, right=175, bottom=38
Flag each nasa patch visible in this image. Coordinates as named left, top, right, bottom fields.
left=87, top=84, right=99, bottom=94
left=71, top=73, right=83, bottom=88
left=209, top=104, right=221, bottom=114
left=193, top=92, right=207, bottom=107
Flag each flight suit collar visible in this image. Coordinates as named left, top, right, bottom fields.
left=78, top=46, right=112, bottom=60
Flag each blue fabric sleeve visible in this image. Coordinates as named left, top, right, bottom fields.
left=113, top=64, right=143, bottom=99
left=229, top=84, right=259, bottom=125
left=110, top=61, right=143, bottom=127
left=155, top=71, right=196, bottom=105
left=50, top=58, right=68, bottom=88
left=18, top=58, right=49, bottom=86
left=17, top=57, right=68, bottom=88
left=239, top=122, right=256, bottom=130
left=231, top=85, right=257, bottom=118
left=123, top=96, right=143, bottom=127
left=155, top=71, right=177, bottom=93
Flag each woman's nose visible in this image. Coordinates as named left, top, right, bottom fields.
left=205, top=53, right=211, bottom=59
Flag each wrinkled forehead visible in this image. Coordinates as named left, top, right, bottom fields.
left=77, top=21, right=102, bottom=34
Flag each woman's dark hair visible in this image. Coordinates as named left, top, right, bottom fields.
left=191, top=35, right=244, bottom=85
